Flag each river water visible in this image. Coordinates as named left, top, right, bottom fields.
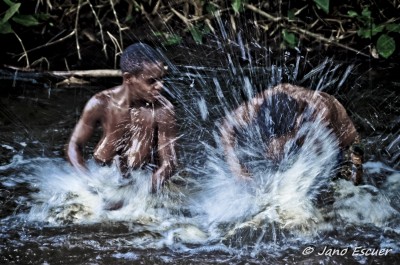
left=1, top=47, right=399, bottom=264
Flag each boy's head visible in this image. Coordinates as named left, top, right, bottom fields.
left=120, top=43, right=163, bottom=75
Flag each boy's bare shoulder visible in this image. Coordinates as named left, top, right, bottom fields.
left=83, top=88, right=115, bottom=113
left=90, top=87, right=118, bottom=104
left=156, top=99, right=175, bottom=118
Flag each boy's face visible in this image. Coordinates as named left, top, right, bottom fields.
left=125, top=62, right=166, bottom=103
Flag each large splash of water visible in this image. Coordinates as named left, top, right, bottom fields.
left=1, top=30, right=399, bottom=259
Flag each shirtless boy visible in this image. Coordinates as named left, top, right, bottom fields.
left=66, top=43, right=177, bottom=192
left=220, top=83, right=363, bottom=185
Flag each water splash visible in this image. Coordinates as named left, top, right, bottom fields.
left=1, top=31, right=399, bottom=263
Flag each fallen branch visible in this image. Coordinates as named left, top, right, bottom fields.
left=289, top=27, right=370, bottom=57
left=244, top=4, right=282, bottom=22
left=4, top=65, right=121, bottom=78
left=51, top=69, right=121, bottom=77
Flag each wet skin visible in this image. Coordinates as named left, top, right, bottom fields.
left=66, top=62, right=177, bottom=191
left=220, top=83, right=363, bottom=185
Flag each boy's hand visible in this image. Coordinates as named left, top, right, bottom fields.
left=151, top=168, right=166, bottom=193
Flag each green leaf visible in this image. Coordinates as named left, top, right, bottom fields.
left=153, top=31, right=163, bottom=37
left=371, top=24, right=384, bottom=36
left=12, top=15, right=40, bottom=27
left=3, top=0, right=16, bottom=7
left=205, top=3, right=217, bottom=15
left=357, top=28, right=372, bottom=38
left=232, top=0, right=243, bottom=14
left=313, top=0, right=329, bottom=14
left=361, top=7, right=371, bottom=19
left=386, top=23, right=400, bottom=33
left=357, top=24, right=384, bottom=39
left=190, top=26, right=203, bottom=44
left=0, top=21, right=13, bottom=34
left=36, top=13, right=52, bottom=21
left=163, top=34, right=182, bottom=46
left=376, top=34, right=395, bottom=59
left=153, top=31, right=182, bottom=46
left=347, top=10, right=358, bottom=17
left=282, top=29, right=297, bottom=48
left=2, top=2, right=21, bottom=23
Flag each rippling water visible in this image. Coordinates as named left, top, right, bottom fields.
left=1, top=49, right=399, bottom=264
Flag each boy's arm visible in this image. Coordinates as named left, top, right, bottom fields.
left=220, top=98, right=260, bottom=180
left=152, top=105, right=178, bottom=191
left=66, top=96, right=103, bottom=175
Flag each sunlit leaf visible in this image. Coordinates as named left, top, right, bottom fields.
left=12, top=15, right=40, bottom=27
left=313, top=0, right=329, bottom=14
left=0, top=21, right=13, bottom=34
left=376, top=34, right=395, bottom=59
left=2, top=2, right=21, bottom=23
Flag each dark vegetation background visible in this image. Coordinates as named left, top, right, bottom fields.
left=1, top=0, right=400, bottom=70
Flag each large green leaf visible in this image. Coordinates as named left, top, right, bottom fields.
left=376, top=34, right=395, bottom=59
left=2, top=2, right=21, bottom=23
left=12, top=14, right=40, bottom=26
left=313, top=0, right=329, bottom=14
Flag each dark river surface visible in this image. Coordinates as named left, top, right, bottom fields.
left=0, top=49, right=399, bottom=264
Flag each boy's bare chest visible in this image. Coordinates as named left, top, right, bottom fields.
left=106, top=107, right=158, bottom=136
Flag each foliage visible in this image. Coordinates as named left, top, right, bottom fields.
left=232, top=0, right=245, bottom=14
left=348, top=7, right=400, bottom=58
left=282, top=29, right=298, bottom=49
left=153, top=32, right=182, bottom=46
left=2, top=0, right=400, bottom=69
left=376, top=34, right=396, bottom=59
left=0, top=0, right=44, bottom=34
left=313, top=0, right=330, bottom=14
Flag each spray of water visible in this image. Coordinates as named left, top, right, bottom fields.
left=2, top=21, right=399, bottom=257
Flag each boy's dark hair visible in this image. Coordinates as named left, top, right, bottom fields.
left=257, top=92, right=299, bottom=138
left=120, top=43, right=162, bottom=75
